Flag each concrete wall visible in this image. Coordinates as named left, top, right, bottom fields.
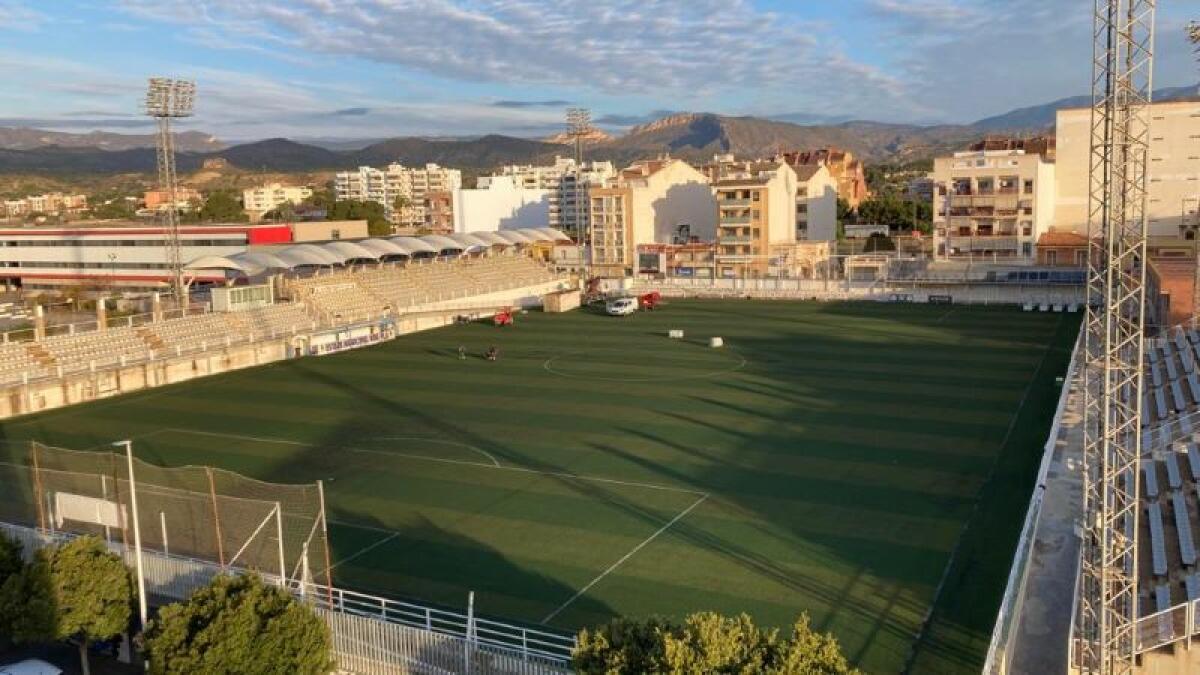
left=800, top=167, right=839, bottom=242
left=291, top=220, right=368, bottom=242
left=0, top=339, right=289, bottom=420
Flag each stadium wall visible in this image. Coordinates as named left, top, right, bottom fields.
left=635, top=277, right=1085, bottom=306
left=0, top=337, right=291, bottom=419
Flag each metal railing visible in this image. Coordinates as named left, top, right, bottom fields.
left=0, top=521, right=574, bottom=673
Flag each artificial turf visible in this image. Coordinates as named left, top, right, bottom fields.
left=0, top=299, right=1078, bottom=674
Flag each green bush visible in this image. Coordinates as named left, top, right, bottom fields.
left=143, top=573, right=332, bottom=675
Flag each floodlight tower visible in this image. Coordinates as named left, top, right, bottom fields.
left=566, top=107, right=594, bottom=270
left=1076, top=0, right=1155, bottom=673
left=145, top=77, right=196, bottom=307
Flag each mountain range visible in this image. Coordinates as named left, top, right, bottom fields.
left=0, top=85, right=1194, bottom=176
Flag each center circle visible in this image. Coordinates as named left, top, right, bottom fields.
left=543, top=346, right=747, bottom=382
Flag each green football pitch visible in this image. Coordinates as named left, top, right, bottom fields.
left=0, top=299, right=1078, bottom=674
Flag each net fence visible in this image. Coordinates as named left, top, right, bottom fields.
left=0, top=441, right=330, bottom=590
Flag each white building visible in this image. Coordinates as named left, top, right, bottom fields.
left=3, top=193, right=88, bottom=219
left=480, top=156, right=614, bottom=239
left=793, top=164, right=839, bottom=241
left=242, top=183, right=313, bottom=218
left=334, top=163, right=462, bottom=227
left=451, top=176, right=552, bottom=234
left=930, top=147, right=1055, bottom=261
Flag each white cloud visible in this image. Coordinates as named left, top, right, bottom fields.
left=0, top=0, right=47, bottom=30
left=116, top=0, right=925, bottom=117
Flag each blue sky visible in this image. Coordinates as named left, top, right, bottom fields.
left=0, top=0, right=1196, bottom=141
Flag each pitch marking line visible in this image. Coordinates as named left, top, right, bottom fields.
left=541, top=492, right=710, bottom=624
left=151, top=427, right=703, bottom=496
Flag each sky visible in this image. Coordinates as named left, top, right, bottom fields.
left=0, top=0, right=1196, bottom=142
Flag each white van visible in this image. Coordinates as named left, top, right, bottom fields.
left=605, top=297, right=638, bottom=316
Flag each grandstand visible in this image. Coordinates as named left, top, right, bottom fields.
left=0, top=233, right=575, bottom=418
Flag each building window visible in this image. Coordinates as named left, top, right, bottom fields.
left=331, top=229, right=341, bottom=240
left=1023, top=180, right=1033, bottom=194
left=1021, top=242, right=1032, bottom=257
left=1046, top=250, right=1058, bottom=265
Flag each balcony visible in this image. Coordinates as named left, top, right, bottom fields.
left=719, top=236, right=754, bottom=244
left=947, top=235, right=1019, bottom=251
left=718, top=198, right=752, bottom=207
left=721, top=215, right=752, bottom=224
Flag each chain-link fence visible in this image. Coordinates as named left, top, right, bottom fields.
left=0, top=441, right=330, bottom=591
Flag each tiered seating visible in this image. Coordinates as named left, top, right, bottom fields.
left=1144, top=327, right=1200, bottom=426
left=39, top=326, right=152, bottom=373
left=290, top=275, right=390, bottom=323
left=355, top=255, right=563, bottom=310
left=0, top=342, right=48, bottom=384
left=1173, top=491, right=1197, bottom=566
left=147, top=312, right=240, bottom=354
left=1148, top=502, right=1168, bottom=576
left=232, top=304, right=316, bottom=336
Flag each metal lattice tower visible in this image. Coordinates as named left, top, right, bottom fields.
left=145, top=77, right=196, bottom=308
left=566, top=107, right=593, bottom=269
left=1189, top=23, right=1200, bottom=327
left=1077, top=1, right=1155, bottom=673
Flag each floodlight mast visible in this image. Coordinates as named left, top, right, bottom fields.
left=145, top=77, right=195, bottom=309
left=566, top=107, right=592, bottom=275
left=1076, top=1, right=1155, bottom=673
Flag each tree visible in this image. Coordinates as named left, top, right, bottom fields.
left=198, top=189, right=249, bottom=223
left=574, top=612, right=859, bottom=675
left=143, top=573, right=332, bottom=675
left=328, top=199, right=390, bottom=236
left=863, top=232, right=896, bottom=253
left=0, top=531, right=21, bottom=588
left=0, top=536, right=134, bottom=675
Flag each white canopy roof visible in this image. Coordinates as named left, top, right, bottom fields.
left=420, top=235, right=465, bottom=252
left=184, top=255, right=254, bottom=273
left=469, top=231, right=513, bottom=247
left=321, top=241, right=380, bottom=263
left=513, top=228, right=555, bottom=242
left=495, top=230, right=538, bottom=245
left=233, top=251, right=291, bottom=270
left=390, top=236, right=439, bottom=254
left=447, top=233, right=493, bottom=248
left=356, top=239, right=411, bottom=258
left=273, top=244, right=342, bottom=267
left=533, top=227, right=572, bottom=242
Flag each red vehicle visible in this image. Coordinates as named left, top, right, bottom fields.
left=638, top=292, right=662, bottom=310
left=493, top=309, right=514, bottom=326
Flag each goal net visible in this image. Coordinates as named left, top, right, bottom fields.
left=2, top=442, right=331, bottom=591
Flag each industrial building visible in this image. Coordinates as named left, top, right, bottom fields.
left=0, top=220, right=367, bottom=294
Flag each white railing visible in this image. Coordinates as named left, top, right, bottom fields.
left=0, top=521, right=574, bottom=674
left=982, top=332, right=1082, bottom=674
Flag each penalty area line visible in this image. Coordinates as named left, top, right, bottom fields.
left=541, top=492, right=709, bottom=624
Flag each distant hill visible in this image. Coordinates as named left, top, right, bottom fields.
left=1, top=84, right=1196, bottom=176
left=0, top=127, right=223, bottom=153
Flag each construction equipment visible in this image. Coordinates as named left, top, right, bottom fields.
left=493, top=309, right=514, bottom=327
left=638, top=291, right=662, bottom=311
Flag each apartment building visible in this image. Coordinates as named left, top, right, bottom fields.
left=929, top=145, right=1055, bottom=261
left=791, top=164, right=839, bottom=241
left=242, top=183, right=313, bottom=219
left=3, top=193, right=88, bottom=219
left=588, top=159, right=716, bottom=276
left=144, top=188, right=202, bottom=212
left=1055, top=100, right=1200, bottom=237
left=334, top=163, right=462, bottom=228
left=711, top=160, right=798, bottom=278
left=481, top=156, right=614, bottom=239
left=782, top=147, right=871, bottom=208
